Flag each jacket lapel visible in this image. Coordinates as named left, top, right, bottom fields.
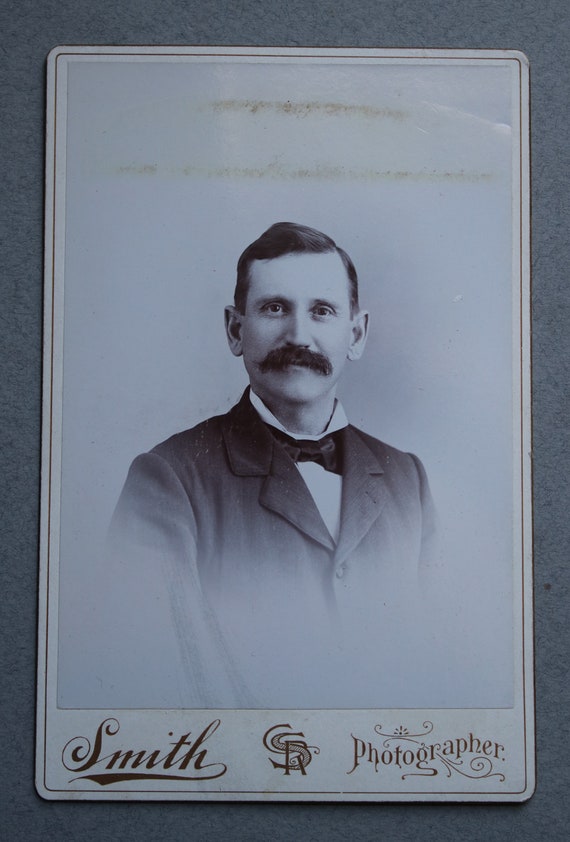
left=222, top=391, right=335, bottom=551
left=334, top=426, right=387, bottom=564
left=259, top=451, right=336, bottom=551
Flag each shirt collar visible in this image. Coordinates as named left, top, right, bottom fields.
left=249, top=389, right=348, bottom=441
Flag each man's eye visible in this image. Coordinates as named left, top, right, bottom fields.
left=263, top=302, right=285, bottom=314
left=313, top=305, right=334, bottom=318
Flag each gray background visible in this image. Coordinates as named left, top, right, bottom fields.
left=1, top=1, right=567, bottom=839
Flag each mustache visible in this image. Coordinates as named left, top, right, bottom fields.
left=258, top=346, right=333, bottom=376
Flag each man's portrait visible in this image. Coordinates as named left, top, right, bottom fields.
left=50, top=52, right=522, bottom=715
left=106, top=221, right=439, bottom=708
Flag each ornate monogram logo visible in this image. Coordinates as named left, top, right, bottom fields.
left=263, top=723, right=319, bottom=775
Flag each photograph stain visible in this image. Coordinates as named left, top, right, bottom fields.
left=201, top=165, right=493, bottom=183
left=113, top=163, right=493, bottom=184
left=117, top=164, right=157, bottom=175
left=210, top=99, right=407, bottom=121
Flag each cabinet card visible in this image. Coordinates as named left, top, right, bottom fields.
left=37, top=46, right=533, bottom=801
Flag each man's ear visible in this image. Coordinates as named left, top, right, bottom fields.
left=347, top=310, right=369, bottom=361
left=224, top=305, right=244, bottom=357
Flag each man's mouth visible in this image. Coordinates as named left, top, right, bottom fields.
left=258, top=346, right=333, bottom=376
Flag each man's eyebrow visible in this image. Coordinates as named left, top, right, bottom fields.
left=310, top=297, right=345, bottom=310
left=252, top=294, right=291, bottom=307
left=312, top=296, right=341, bottom=305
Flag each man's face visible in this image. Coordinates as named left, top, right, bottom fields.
left=225, top=251, right=368, bottom=414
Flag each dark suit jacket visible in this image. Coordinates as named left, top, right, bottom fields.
left=108, top=390, right=438, bottom=708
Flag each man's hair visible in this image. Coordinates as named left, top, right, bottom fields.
left=234, top=222, right=359, bottom=314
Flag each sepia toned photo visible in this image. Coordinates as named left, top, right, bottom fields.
left=37, top=47, right=532, bottom=801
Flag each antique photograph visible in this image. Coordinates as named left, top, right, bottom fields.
left=38, top=47, right=532, bottom=800
left=105, top=219, right=441, bottom=710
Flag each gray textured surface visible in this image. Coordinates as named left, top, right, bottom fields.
left=1, top=0, right=568, bottom=839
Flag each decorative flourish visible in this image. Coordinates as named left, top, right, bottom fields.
left=435, top=754, right=502, bottom=782
left=374, top=722, right=434, bottom=744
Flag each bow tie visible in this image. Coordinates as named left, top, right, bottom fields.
left=267, top=426, right=343, bottom=474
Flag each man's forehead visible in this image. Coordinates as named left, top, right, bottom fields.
left=247, top=251, right=351, bottom=297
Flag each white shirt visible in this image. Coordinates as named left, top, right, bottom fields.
left=249, top=391, right=346, bottom=543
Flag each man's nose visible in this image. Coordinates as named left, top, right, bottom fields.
left=284, top=310, right=312, bottom=346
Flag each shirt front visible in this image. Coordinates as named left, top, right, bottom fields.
left=249, top=390, right=346, bottom=542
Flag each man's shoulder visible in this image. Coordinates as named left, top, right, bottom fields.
left=346, top=424, right=431, bottom=504
left=347, top=424, right=414, bottom=463
left=146, top=392, right=256, bottom=468
left=150, top=410, right=229, bottom=464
